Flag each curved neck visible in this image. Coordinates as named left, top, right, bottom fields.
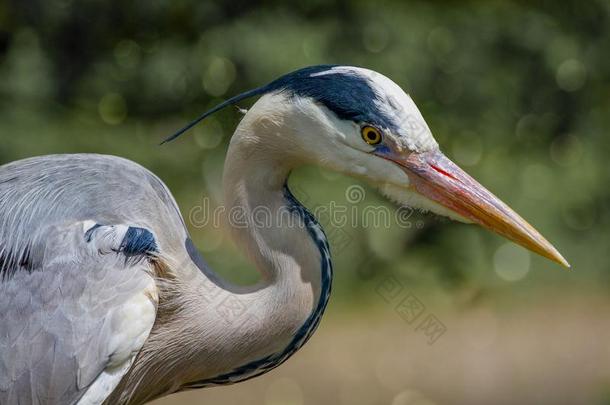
left=116, top=100, right=334, bottom=402
left=220, top=121, right=329, bottom=299
left=180, top=115, right=333, bottom=386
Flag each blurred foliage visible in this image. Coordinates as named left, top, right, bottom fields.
left=1, top=0, right=609, bottom=305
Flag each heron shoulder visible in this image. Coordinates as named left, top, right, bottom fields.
left=0, top=153, right=186, bottom=279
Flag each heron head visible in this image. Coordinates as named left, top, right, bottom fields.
left=166, top=65, right=569, bottom=268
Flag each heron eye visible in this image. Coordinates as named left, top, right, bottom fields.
left=361, top=126, right=382, bottom=146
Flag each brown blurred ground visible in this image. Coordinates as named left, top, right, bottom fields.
left=153, top=292, right=610, bottom=405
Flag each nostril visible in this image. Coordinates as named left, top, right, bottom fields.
left=429, top=163, right=459, bottom=182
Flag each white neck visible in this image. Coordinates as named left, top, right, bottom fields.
left=222, top=135, right=321, bottom=285
left=187, top=98, right=332, bottom=386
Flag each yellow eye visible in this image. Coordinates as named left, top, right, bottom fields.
left=361, top=126, right=382, bottom=145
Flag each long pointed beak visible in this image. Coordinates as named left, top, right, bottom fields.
left=389, top=149, right=570, bottom=268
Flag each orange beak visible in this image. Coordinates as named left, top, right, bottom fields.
left=386, top=148, right=569, bottom=268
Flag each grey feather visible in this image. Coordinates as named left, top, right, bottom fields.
left=0, top=222, right=157, bottom=404
left=0, top=154, right=187, bottom=279
left=0, top=155, right=186, bottom=404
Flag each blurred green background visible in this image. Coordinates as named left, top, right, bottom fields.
left=1, top=1, right=610, bottom=404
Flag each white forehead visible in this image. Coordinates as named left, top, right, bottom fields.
left=311, top=66, right=438, bottom=152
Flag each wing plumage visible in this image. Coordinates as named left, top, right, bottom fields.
left=0, top=221, right=159, bottom=405
left=0, top=154, right=186, bottom=280
left=0, top=154, right=188, bottom=405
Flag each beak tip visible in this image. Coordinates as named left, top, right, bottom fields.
left=546, top=246, right=570, bottom=269
left=396, top=149, right=571, bottom=270
left=558, top=256, right=571, bottom=269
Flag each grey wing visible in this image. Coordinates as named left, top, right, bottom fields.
left=0, top=220, right=160, bottom=405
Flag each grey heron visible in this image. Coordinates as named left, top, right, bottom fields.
left=0, top=65, right=569, bottom=405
